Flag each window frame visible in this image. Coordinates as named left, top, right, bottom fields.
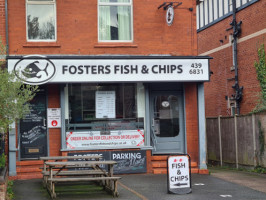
left=97, top=0, right=133, bottom=43
left=26, top=0, right=57, bottom=42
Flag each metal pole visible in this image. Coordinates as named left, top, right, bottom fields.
left=232, top=0, right=240, bottom=114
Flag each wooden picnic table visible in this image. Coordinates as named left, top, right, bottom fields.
left=39, top=155, right=103, bottom=187
left=39, top=155, right=102, bottom=171
left=45, top=160, right=120, bottom=199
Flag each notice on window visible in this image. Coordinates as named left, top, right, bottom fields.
left=96, top=91, right=115, bottom=118
left=47, top=108, right=61, bottom=128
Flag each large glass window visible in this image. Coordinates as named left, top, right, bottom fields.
left=26, top=0, right=56, bottom=41
left=65, top=83, right=145, bottom=149
left=98, top=0, right=133, bottom=42
left=67, top=83, right=143, bottom=130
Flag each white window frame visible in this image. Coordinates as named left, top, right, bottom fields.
left=98, top=0, right=133, bottom=42
left=26, top=0, right=57, bottom=42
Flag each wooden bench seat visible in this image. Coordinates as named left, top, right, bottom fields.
left=48, top=176, right=121, bottom=182
left=47, top=176, right=121, bottom=199
left=42, top=169, right=107, bottom=176
left=42, top=169, right=107, bottom=187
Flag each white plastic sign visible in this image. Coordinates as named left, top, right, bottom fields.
left=167, top=155, right=192, bottom=194
left=47, top=108, right=61, bottom=128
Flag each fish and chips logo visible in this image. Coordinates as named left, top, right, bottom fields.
left=14, top=56, right=56, bottom=85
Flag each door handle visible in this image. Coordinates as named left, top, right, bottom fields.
left=43, top=118, right=46, bottom=127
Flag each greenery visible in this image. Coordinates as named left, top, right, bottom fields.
left=253, top=165, right=266, bottom=174
left=7, top=180, right=14, bottom=200
left=0, top=38, right=39, bottom=134
left=253, top=43, right=266, bottom=112
left=0, top=36, right=6, bottom=61
left=0, top=153, right=6, bottom=169
left=209, top=165, right=266, bottom=174
left=0, top=68, right=39, bottom=134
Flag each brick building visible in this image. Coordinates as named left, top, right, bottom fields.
left=197, top=0, right=266, bottom=117
left=2, top=0, right=211, bottom=179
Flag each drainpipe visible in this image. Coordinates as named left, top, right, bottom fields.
left=5, top=0, right=9, bottom=56
left=5, top=0, right=17, bottom=176
left=231, top=0, right=243, bottom=115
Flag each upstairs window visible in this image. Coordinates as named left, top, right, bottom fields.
left=26, top=0, right=56, bottom=41
left=98, top=0, right=133, bottom=42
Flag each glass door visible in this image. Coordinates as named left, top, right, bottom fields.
left=150, top=91, right=185, bottom=154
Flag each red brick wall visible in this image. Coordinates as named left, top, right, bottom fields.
left=7, top=0, right=198, bottom=56
left=0, top=0, right=5, bottom=46
left=7, top=0, right=201, bottom=165
left=184, top=83, right=199, bottom=163
left=48, top=84, right=61, bottom=156
left=198, top=0, right=266, bottom=116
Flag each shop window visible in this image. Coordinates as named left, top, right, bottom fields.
left=98, top=0, right=133, bottom=42
left=26, top=0, right=56, bottom=41
left=66, top=83, right=144, bottom=131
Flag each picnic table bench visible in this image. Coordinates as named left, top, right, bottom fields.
left=44, top=159, right=120, bottom=199
left=39, top=155, right=103, bottom=187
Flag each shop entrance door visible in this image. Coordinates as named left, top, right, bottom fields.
left=20, top=88, right=47, bottom=159
left=150, top=91, right=185, bottom=154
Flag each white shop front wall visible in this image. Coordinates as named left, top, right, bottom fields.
left=7, top=56, right=210, bottom=150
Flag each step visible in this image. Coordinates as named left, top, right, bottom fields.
left=153, top=168, right=167, bottom=174
left=152, top=161, right=167, bottom=168
left=17, top=167, right=42, bottom=173
left=16, top=160, right=43, bottom=166
left=16, top=173, right=43, bottom=180
left=151, top=156, right=169, bottom=161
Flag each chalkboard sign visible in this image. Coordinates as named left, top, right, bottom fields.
left=111, top=150, right=147, bottom=174
left=68, top=150, right=147, bottom=174
left=20, top=88, right=47, bottom=159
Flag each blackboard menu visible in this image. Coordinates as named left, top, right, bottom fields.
left=20, top=89, right=47, bottom=159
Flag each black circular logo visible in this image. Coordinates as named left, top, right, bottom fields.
left=14, top=56, right=56, bottom=85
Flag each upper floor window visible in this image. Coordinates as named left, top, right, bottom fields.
left=26, top=0, right=56, bottom=41
left=98, top=0, right=133, bottom=42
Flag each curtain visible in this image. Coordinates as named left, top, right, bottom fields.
left=117, top=0, right=131, bottom=40
left=99, top=0, right=131, bottom=41
left=118, top=6, right=131, bottom=40
left=99, top=0, right=111, bottom=40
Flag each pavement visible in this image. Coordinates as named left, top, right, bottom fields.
left=12, top=167, right=266, bottom=200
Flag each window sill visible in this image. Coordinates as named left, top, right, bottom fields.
left=23, top=42, right=61, bottom=48
left=94, top=43, right=138, bottom=48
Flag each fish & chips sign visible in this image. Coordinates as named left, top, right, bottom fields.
left=8, top=55, right=210, bottom=85
left=167, top=155, right=192, bottom=194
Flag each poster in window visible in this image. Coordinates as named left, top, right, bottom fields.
left=96, top=91, right=115, bottom=118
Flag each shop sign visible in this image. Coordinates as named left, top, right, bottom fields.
left=166, top=5, right=174, bottom=26
left=47, top=108, right=61, bottom=128
left=167, top=155, right=192, bottom=194
left=66, top=129, right=145, bottom=149
left=8, top=56, right=210, bottom=85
